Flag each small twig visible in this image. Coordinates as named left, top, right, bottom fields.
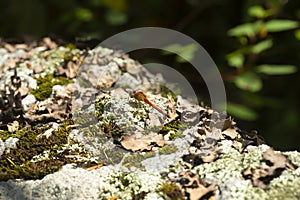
left=86, top=163, right=104, bottom=171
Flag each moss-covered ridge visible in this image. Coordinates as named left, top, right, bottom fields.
left=0, top=120, right=95, bottom=181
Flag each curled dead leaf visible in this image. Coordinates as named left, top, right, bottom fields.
left=120, top=134, right=168, bottom=152
left=222, top=127, right=238, bottom=139
left=179, top=171, right=216, bottom=200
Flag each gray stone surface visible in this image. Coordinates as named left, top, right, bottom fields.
left=0, top=143, right=299, bottom=200
left=1, top=44, right=300, bottom=200
left=0, top=139, right=4, bottom=157
left=0, top=164, right=162, bottom=200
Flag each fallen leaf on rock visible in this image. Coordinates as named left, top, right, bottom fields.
left=238, top=129, right=265, bottom=151
left=179, top=171, right=216, bottom=200
left=200, top=149, right=220, bottom=163
left=15, top=43, right=28, bottom=50
left=243, top=148, right=295, bottom=189
left=57, top=61, right=78, bottom=78
left=120, top=134, right=168, bottom=152
left=221, top=117, right=236, bottom=131
left=4, top=43, right=16, bottom=52
left=24, top=97, right=71, bottom=123
left=165, top=95, right=178, bottom=120
left=183, top=137, right=220, bottom=166
left=176, top=96, right=203, bottom=124
left=43, top=37, right=57, bottom=49
left=222, top=127, right=238, bottom=140
left=219, top=117, right=239, bottom=139
left=207, top=127, right=223, bottom=140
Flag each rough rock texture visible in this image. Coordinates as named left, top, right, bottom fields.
left=0, top=39, right=300, bottom=200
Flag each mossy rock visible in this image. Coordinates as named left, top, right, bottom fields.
left=0, top=120, right=93, bottom=181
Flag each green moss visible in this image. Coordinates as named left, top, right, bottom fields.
left=30, top=74, right=73, bottom=101
left=0, top=130, right=18, bottom=141
left=159, top=120, right=187, bottom=140
left=0, top=120, right=93, bottom=181
left=73, top=111, right=98, bottom=127
left=63, top=43, right=77, bottom=51
left=94, top=97, right=126, bottom=138
left=158, top=144, right=178, bottom=155
left=97, top=146, right=126, bottom=165
left=95, top=96, right=110, bottom=121
left=158, top=182, right=183, bottom=200
left=122, top=152, right=155, bottom=169
left=98, top=121, right=123, bottom=138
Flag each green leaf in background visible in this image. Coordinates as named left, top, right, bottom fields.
left=226, top=52, right=245, bottom=68
left=238, top=36, right=248, bottom=45
left=234, top=71, right=262, bottom=92
left=252, top=39, right=273, bottom=54
left=264, top=20, right=298, bottom=32
left=226, top=102, right=258, bottom=121
left=162, top=44, right=181, bottom=55
left=228, top=21, right=262, bottom=37
left=248, top=5, right=272, bottom=18
left=256, top=64, right=297, bottom=75
left=176, top=44, right=197, bottom=63
left=163, top=43, right=197, bottom=63
left=248, top=5, right=265, bottom=18
left=105, top=10, right=127, bottom=25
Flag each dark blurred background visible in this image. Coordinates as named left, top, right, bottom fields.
left=0, top=0, right=299, bottom=150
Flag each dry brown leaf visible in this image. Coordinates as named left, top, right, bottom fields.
left=186, top=185, right=216, bottom=200
left=165, top=95, right=177, bottom=120
left=120, top=134, right=167, bottom=152
left=239, top=130, right=265, bottom=151
left=207, top=127, right=223, bottom=140
left=263, top=148, right=289, bottom=169
left=183, top=137, right=220, bottom=166
left=221, top=117, right=236, bottom=130
left=24, top=97, right=71, bottom=123
left=201, top=149, right=220, bottom=163
left=15, top=44, right=28, bottom=50
left=57, top=60, right=80, bottom=78
left=243, top=148, right=295, bottom=189
left=179, top=171, right=216, bottom=200
left=43, top=37, right=57, bottom=49
left=222, top=127, right=238, bottom=139
left=4, top=43, right=16, bottom=52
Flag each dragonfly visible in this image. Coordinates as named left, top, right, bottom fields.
left=130, top=90, right=170, bottom=118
